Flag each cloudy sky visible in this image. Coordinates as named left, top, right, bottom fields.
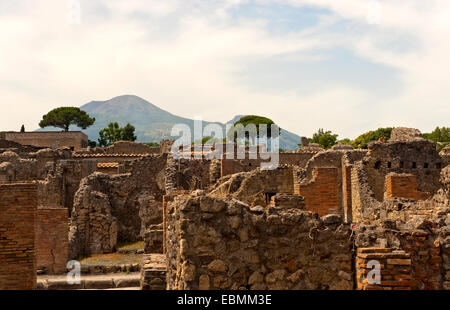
left=0, top=0, right=449, bottom=139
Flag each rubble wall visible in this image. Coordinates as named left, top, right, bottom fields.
left=166, top=193, right=354, bottom=290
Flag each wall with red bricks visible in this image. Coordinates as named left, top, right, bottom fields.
left=36, top=207, right=69, bottom=274
left=356, top=248, right=413, bottom=290
left=355, top=229, right=444, bottom=290
left=295, top=167, right=339, bottom=216
left=0, top=183, right=37, bottom=290
left=385, top=173, right=431, bottom=201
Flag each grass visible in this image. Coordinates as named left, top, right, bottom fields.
left=116, top=241, right=145, bottom=252
left=79, top=253, right=141, bottom=266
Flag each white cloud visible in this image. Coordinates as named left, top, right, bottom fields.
left=0, top=0, right=448, bottom=140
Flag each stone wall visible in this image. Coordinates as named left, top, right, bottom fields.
left=140, top=254, right=167, bottom=290
left=209, top=167, right=295, bottom=208
left=69, top=155, right=167, bottom=258
left=166, top=192, right=353, bottom=290
left=77, top=141, right=161, bottom=155
left=144, top=224, right=163, bottom=254
left=0, top=183, right=37, bottom=290
left=4, top=131, right=88, bottom=150
left=363, top=140, right=442, bottom=202
left=220, top=153, right=316, bottom=178
left=36, top=207, right=69, bottom=274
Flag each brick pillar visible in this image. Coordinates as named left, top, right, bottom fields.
left=0, top=183, right=37, bottom=290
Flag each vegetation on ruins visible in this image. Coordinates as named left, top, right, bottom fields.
left=351, top=127, right=393, bottom=149
left=337, top=138, right=352, bottom=145
left=39, top=107, right=95, bottom=132
left=192, top=136, right=226, bottom=145
left=308, top=128, right=339, bottom=149
left=227, top=115, right=280, bottom=143
left=98, top=122, right=137, bottom=147
left=423, top=127, right=450, bottom=152
left=20, top=125, right=25, bottom=133
left=144, top=142, right=160, bottom=147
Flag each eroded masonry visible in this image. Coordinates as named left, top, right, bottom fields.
left=0, top=128, right=450, bottom=290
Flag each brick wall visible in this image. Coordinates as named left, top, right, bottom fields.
left=36, top=207, right=69, bottom=274
left=0, top=183, right=37, bottom=290
left=385, top=173, right=431, bottom=201
left=356, top=248, right=412, bottom=290
left=356, top=232, right=443, bottom=290
left=296, top=167, right=339, bottom=216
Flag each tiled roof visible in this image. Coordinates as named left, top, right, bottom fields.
left=74, top=153, right=150, bottom=158
left=97, top=162, right=119, bottom=168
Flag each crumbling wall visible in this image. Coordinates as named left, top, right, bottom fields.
left=209, top=167, right=294, bottom=208
left=4, top=131, right=88, bottom=150
left=69, top=155, right=167, bottom=258
left=356, top=248, right=413, bottom=290
left=165, top=155, right=210, bottom=192
left=166, top=192, right=354, bottom=290
left=440, top=145, right=450, bottom=167
left=77, top=141, right=161, bottom=155
left=36, top=207, right=69, bottom=274
left=0, top=151, right=38, bottom=183
left=350, top=162, right=381, bottom=224
left=0, top=183, right=37, bottom=290
left=363, top=140, right=441, bottom=202
left=354, top=210, right=449, bottom=290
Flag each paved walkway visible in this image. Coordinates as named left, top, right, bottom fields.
left=37, top=272, right=141, bottom=290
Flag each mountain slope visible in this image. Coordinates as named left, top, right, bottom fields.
left=40, top=95, right=301, bottom=151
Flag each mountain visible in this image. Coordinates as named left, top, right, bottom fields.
left=40, top=95, right=302, bottom=151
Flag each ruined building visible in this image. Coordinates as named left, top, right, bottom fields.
left=0, top=128, right=449, bottom=290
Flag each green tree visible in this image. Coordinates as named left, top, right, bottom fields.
left=423, top=127, right=450, bottom=152
left=351, top=127, right=393, bottom=149
left=423, top=127, right=450, bottom=143
left=227, top=115, right=279, bottom=143
left=337, top=138, right=352, bottom=145
left=98, top=122, right=138, bottom=147
left=121, top=123, right=137, bottom=142
left=98, top=122, right=123, bottom=147
left=39, top=107, right=95, bottom=132
left=20, top=125, right=25, bottom=133
left=309, top=129, right=338, bottom=149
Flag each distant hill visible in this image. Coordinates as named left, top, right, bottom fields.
left=38, top=95, right=301, bottom=151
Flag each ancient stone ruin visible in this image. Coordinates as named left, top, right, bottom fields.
left=0, top=128, right=449, bottom=290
